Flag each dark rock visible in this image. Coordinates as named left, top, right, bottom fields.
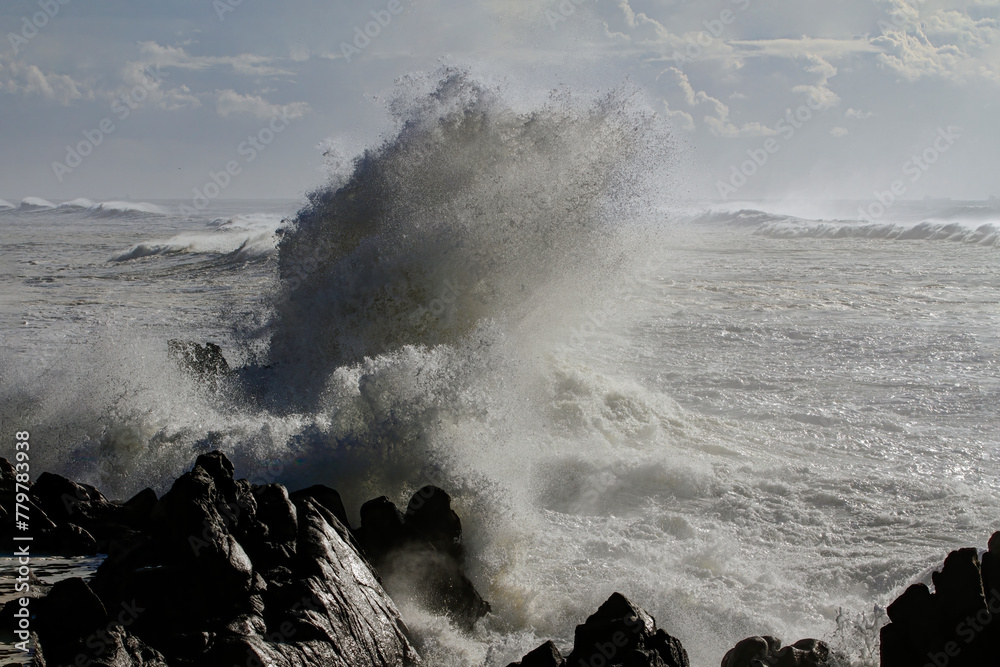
left=980, top=531, right=1000, bottom=601
left=290, top=483, right=349, bottom=528
left=405, top=485, right=464, bottom=563
left=122, top=487, right=158, bottom=525
left=29, top=578, right=108, bottom=663
left=885, top=583, right=941, bottom=661
left=0, top=457, right=16, bottom=495
left=252, top=483, right=298, bottom=541
left=167, top=340, right=230, bottom=379
left=358, top=495, right=407, bottom=562
left=565, top=593, right=688, bottom=667
left=355, top=490, right=490, bottom=629
left=32, top=450, right=421, bottom=666
left=508, top=593, right=687, bottom=667
left=722, top=636, right=833, bottom=667
left=27, top=471, right=138, bottom=552
left=881, top=535, right=1000, bottom=667
left=506, top=640, right=566, bottom=667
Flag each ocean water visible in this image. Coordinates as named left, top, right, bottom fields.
left=2, top=74, right=998, bottom=666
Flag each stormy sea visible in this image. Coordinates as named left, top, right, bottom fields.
left=2, top=72, right=998, bottom=666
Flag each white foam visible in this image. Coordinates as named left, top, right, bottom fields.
left=19, top=197, right=56, bottom=209
left=58, top=198, right=97, bottom=209
left=112, top=228, right=278, bottom=261
left=88, top=201, right=169, bottom=217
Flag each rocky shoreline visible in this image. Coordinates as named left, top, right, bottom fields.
left=1, top=452, right=997, bottom=666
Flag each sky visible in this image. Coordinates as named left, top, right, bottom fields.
left=0, top=0, right=997, bottom=203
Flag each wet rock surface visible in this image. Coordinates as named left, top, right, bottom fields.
left=880, top=533, right=1000, bottom=667
left=506, top=592, right=689, bottom=667
left=1, top=452, right=443, bottom=666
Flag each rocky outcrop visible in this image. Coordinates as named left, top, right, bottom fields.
left=6, top=451, right=433, bottom=667
left=355, top=485, right=490, bottom=630
left=506, top=592, right=689, bottom=667
left=880, top=532, right=1000, bottom=667
left=721, top=636, right=835, bottom=667
left=1, top=457, right=148, bottom=555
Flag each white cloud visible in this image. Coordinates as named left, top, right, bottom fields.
left=659, top=66, right=776, bottom=137
left=113, top=61, right=201, bottom=111
left=136, top=42, right=293, bottom=77
left=662, top=99, right=694, bottom=131
left=729, top=37, right=880, bottom=60
left=215, top=89, right=310, bottom=119
left=846, top=108, right=873, bottom=119
left=791, top=54, right=840, bottom=110
left=0, top=54, right=90, bottom=105
left=830, top=126, right=849, bottom=137
left=871, top=2, right=1000, bottom=82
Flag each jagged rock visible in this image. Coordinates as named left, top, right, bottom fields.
left=28, top=578, right=166, bottom=667
left=252, top=483, right=298, bottom=541
left=564, top=593, right=688, bottom=667
left=122, top=487, right=158, bottom=524
left=358, top=496, right=407, bottom=563
left=505, top=593, right=688, bottom=667
left=721, top=636, right=833, bottom=667
left=881, top=533, right=1000, bottom=667
left=506, top=640, right=566, bottom=667
left=354, top=488, right=490, bottom=629
left=0, top=467, right=100, bottom=556
left=29, top=471, right=137, bottom=547
left=30, top=450, right=421, bottom=667
left=290, top=483, right=349, bottom=528
left=405, top=485, right=464, bottom=563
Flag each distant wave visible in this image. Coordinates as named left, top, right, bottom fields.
left=695, top=208, right=1000, bottom=247
left=691, top=208, right=800, bottom=227
left=112, top=227, right=280, bottom=262
left=57, top=198, right=97, bottom=209
left=3, top=198, right=170, bottom=217
left=755, top=219, right=999, bottom=246
left=84, top=201, right=170, bottom=218
left=19, top=197, right=56, bottom=210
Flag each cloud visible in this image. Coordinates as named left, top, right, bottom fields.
left=0, top=54, right=90, bottom=105
left=215, top=89, right=310, bottom=119
left=136, top=42, right=294, bottom=77
left=659, top=66, right=776, bottom=137
left=113, top=61, right=201, bottom=111
left=830, top=126, right=848, bottom=137
left=791, top=54, right=840, bottom=110
left=662, top=99, right=694, bottom=131
left=845, top=108, right=873, bottom=119
left=870, top=1, right=1000, bottom=82
left=729, top=37, right=880, bottom=60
